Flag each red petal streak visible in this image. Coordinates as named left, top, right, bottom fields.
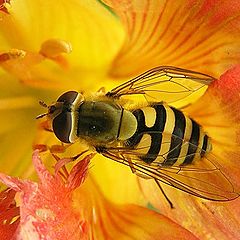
left=212, top=65, right=240, bottom=115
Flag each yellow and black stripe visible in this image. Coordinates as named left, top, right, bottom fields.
left=126, top=104, right=211, bottom=166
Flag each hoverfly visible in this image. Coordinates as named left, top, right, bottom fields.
left=37, top=66, right=239, bottom=204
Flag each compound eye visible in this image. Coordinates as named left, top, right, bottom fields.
left=57, top=91, right=78, bottom=103
left=52, top=112, right=72, bottom=143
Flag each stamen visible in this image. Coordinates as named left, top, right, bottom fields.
left=39, top=39, right=72, bottom=69
left=0, top=49, right=26, bottom=63
left=39, top=39, right=72, bottom=58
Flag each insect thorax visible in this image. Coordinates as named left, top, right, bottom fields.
left=77, top=101, right=137, bottom=144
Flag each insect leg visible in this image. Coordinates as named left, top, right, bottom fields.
left=125, top=158, right=173, bottom=207
left=53, top=149, right=91, bottom=175
left=53, top=151, right=94, bottom=181
left=154, top=179, right=174, bottom=209
left=33, top=142, right=71, bottom=154
left=126, top=158, right=152, bottom=179
left=38, top=120, right=53, bottom=132
left=49, top=143, right=67, bottom=153
left=126, top=158, right=137, bottom=174
left=33, top=144, right=48, bottom=152
left=97, top=87, right=106, bottom=94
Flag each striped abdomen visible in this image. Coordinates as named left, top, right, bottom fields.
left=126, top=104, right=212, bottom=166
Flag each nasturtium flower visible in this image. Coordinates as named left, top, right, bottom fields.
left=0, top=0, right=240, bottom=239
left=0, top=151, right=197, bottom=239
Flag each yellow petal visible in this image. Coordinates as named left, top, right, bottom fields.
left=5, top=0, right=124, bottom=69
left=0, top=73, right=38, bottom=176
left=90, top=155, right=144, bottom=205
left=0, top=0, right=124, bottom=90
left=105, top=0, right=240, bottom=78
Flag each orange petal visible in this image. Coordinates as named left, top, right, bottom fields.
left=138, top=65, right=240, bottom=239
left=139, top=179, right=240, bottom=240
left=105, top=0, right=240, bottom=78
left=90, top=204, right=199, bottom=240
left=75, top=176, right=199, bottom=240
left=185, top=64, right=240, bottom=188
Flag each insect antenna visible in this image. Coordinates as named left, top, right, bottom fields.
left=36, top=100, right=49, bottom=119
left=36, top=113, right=48, bottom=119
left=39, top=100, right=48, bottom=108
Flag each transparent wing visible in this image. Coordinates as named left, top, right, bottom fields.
left=106, top=66, right=215, bottom=104
left=99, top=132, right=239, bottom=201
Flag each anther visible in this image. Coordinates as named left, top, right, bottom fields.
left=0, top=49, right=26, bottom=63
left=39, top=39, right=72, bottom=58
